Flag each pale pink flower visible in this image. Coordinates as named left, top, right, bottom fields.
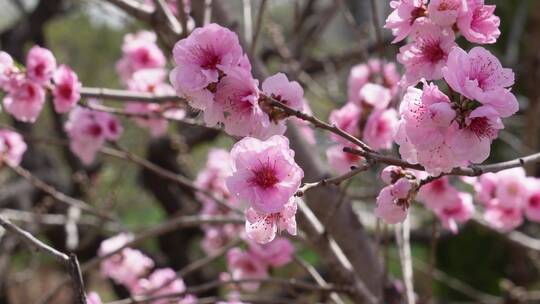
left=328, top=102, right=361, bottom=144
left=292, top=99, right=316, bottom=145
left=457, top=0, right=500, bottom=44
left=417, top=177, right=460, bottom=210
left=26, top=46, right=56, bottom=84
left=124, top=103, right=169, bottom=137
left=427, top=0, right=466, bottom=27
left=52, top=65, right=81, bottom=113
left=447, top=106, right=503, bottom=164
left=363, top=108, right=398, bottom=151
left=435, top=192, right=474, bottom=233
left=394, top=120, right=419, bottom=165
left=133, top=268, right=189, bottom=303
left=326, top=145, right=363, bottom=174
left=226, top=135, right=303, bottom=214
left=473, top=172, right=498, bottom=205
left=0, top=129, right=27, bottom=166
left=248, top=237, right=294, bottom=267
left=380, top=166, right=406, bottom=185
left=98, top=233, right=133, bottom=256
left=483, top=202, right=523, bottom=232
left=116, top=31, right=166, bottom=83
left=347, top=63, right=370, bottom=103
left=359, top=83, right=392, bottom=109
left=3, top=78, right=46, bottom=123
left=397, top=18, right=456, bottom=85
left=100, top=247, right=154, bottom=289
left=385, top=0, right=428, bottom=43
left=244, top=198, right=298, bottom=244
left=375, top=178, right=414, bottom=224
left=86, top=292, right=102, bottom=304
left=170, top=23, right=245, bottom=110
left=196, top=149, right=234, bottom=204
left=524, top=178, right=540, bottom=222
left=226, top=247, right=268, bottom=291
left=442, top=47, right=515, bottom=112
left=262, top=73, right=304, bottom=112
left=0, top=51, right=15, bottom=89
left=493, top=168, right=528, bottom=208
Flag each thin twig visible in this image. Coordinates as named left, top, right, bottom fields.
left=80, top=87, right=185, bottom=103
left=297, top=163, right=370, bottom=195
left=250, top=0, right=268, bottom=56
left=294, top=255, right=346, bottom=304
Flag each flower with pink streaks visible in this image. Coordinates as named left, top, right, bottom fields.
left=0, top=129, right=27, bottom=166
left=457, top=0, right=500, bottom=44
left=65, top=106, right=123, bottom=165
left=493, top=168, right=528, bottom=208
left=326, top=145, right=363, bottom=174
left=442, top=47, right=516, bottom=115
left=427, top=0, right=466, bottom=27
left=435, top=192, right=475, bottom=233
left=226, top=247, right=268, bottom=291
left=26, top=46, right=56, bottom=84
left=170, top=23, right=245, bottom=110
left=418, top=177, right=460, bottom=210
left=262, top=72, right=304, bottom=112
left=116, top=31, right=166, bottom=83
left=244, top=198, right=298, bottom=244
left=3, top=78, right=46, bottom=123
left=100, top=247, right=154, bottom=290
left=385, top=0, right=428, bottom=43
left=133, top=268, right=191, bottom=304
left=248, top=237, right=294, bottom=267
left=375, top=178, right=415, bottom=224
left=328, top=102, right=362, bottom=144
left=52, top=65, right=81, bottom=113
left=397, top=18, right=456, bottom=85
left=483, top=201, right=523, bottom=232
left=524, top=178, right=540, bottom=222
left=359, top=83, right=392, bottom=110
left=447, top=105, right=503, bottom=164
left=226, top=135, right=303, bottom=214
left=363, top=108, right=398, bottom=151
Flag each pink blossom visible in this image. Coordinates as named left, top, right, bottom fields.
left=457, top=0, right=500, bottom=44
left=292, top=99, right=316, bottom=145
left=226, top=248, right=268, bottom=291
left=375, top=178, right=414, bottom=224
left=52, top=65, right=81, bottom=113
left=359, top=83, right=392, bottom=109
left=226, top=135, right=303, bottom=214
left=262, top=73, right=304, bottom=112
left=381, top=166, right=406, bottom=185
left=248, top=237, right=294, bottom=267
left=442, top=47, right=515, bottom=113
left=26, top=46, right=56, bottom=84
left=170, top=23, right=245, bottom=110
left=65, top=106, right=123, bottom=165
left=347, top=63, right=370, bottom=103
left=116, top=31, right=166, bottom=83
left=133, top=268, right=190, bottom=303
left=100, top=247, right=154, bottom=289
left=435, top=192, right=475, bottom=233
left=493, top=168, right=527, bottom=208
left=326, top=145, right=363, bottom=174
left=98, top=233, right=133, bottom=256
left=473, top=172, right=498, bottom=205
left=417, top=177, right=460, bottom=210
left=0, top=129, right=27, bottom=166
left=427, top=0, right=466, bottom=27
left=196, top=149, right=234, bottom=204
left=0, top=51, right=15, bottom=89
left=3, top=78, right=46, bottom=123
left=524, top=178, right=540, bottom=222
left=244, top=198, right=298, bottom=244
left=363, top=108, right=398, bottom=151
left=447, top=105, right=503, bottom=164
left=328, top=102, right=361, bottom=144
left=397, top=18, right=456, bottom=85
left=385, top=0, right=428, bottom=43
left=483, top=202, right=523, bottom=232
left=86, top=292, right=102, bottom=304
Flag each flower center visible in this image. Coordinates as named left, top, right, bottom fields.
left=410, top=7, right=427, bottom=25
left=87, top=124, right=103, bottom=137
left=468, top=117, right=494, bottom=138
left=529, top=194, right=540, bottom=208
left=422, top=41, right=446, bottom=63
left=250, top=160, right=279, bottom=189
left=58, top=83, right=73, bottom=99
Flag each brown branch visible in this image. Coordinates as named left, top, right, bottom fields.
left=297, top=163, right=370, bottom=196
left=294, top=255, right=346, bottom=304
left=249, top=0, right=268, bottom=57
left=79, top=87, right=185, bottom=103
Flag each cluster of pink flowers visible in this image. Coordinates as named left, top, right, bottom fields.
left=375, top=166, right=417, bottom=224
left=0, top=129, right=27, bottom=167
left=117, top=31, right=185, bottom=137
left=94, top=233, right=196, bottom=303
left=169, top=23, right=307, bottom=139
left=195, top=149, right=244, bottom=254
left=224, top=237, right=294, bottom=291
left=226, top=135, right=303, bottom=244
left=326, top=59, right=400, bottom=173
left=65, top=103, right=123, bottom=165
left=0, top=47, right=81, bottom=122
left=386, top=0, right=501, bottom=85
left=468, top=168, right=540, bottom=232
